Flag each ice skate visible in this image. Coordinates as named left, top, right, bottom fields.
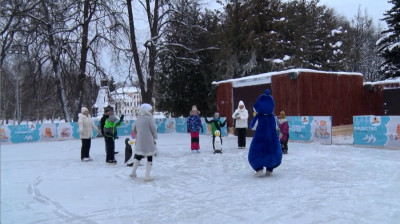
left=254, top=170, right=264, bottom=177
left=144, top=162, right=154, bottom=182
left=130, top=159, right=140, bottom=179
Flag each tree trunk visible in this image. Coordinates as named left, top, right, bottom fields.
left=40, top=0, right=71, bottom=122
left=74, top=0, right=93, bottom=121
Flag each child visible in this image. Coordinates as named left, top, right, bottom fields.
left=248, top=89, right=282, bottom=177
left=187, top=105, right=203, bottom=152
left=130, top=104, right=158, bottom=181
left=205, top=112, right=227, bottom=153
left=278, top=111, right=289, bottom=154
left=103, top=114, right=124, bottom=164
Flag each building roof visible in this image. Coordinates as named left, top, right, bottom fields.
left=212, top=68, right=363, bottom=88
left=364, top=77, right=400, bottom=86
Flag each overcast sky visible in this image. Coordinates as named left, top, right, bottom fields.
left=202, top=0, right=393, bottom=27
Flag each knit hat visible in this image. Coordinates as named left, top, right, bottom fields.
left=253, top=89, right=275, bottom=114
left=108, top=115, right=118, bottom=123
left=81, top=107, right=89, bottom=113
left=280, top=111, right=286, bottom=119
left=190, top=105, right=200, bottom=115
left=140, top=103, right=153, bottom=112
left=214, top=112, right=220, bottom=118
left=104, top=106, right=113, bottom=113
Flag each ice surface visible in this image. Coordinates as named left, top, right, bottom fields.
left=1, top=133, right=400, bottom=224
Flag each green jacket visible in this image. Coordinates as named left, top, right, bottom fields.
left=103, top=119, right=123, bottom=140
left=205, top=118, right=226, bottom=136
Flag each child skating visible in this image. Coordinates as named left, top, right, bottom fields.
left=187, top=105, right=203, bottom=153
left=205, top=112, right=227, bottom=154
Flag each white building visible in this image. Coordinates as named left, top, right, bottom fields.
left=111, top=87, right=141, bottom=119
left=92, top=80, right=115, bottom=118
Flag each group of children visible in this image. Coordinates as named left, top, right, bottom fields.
left=80, top=89, right=289, bottom=180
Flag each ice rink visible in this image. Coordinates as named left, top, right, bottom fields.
left=1, top=133, right=399, bottom=224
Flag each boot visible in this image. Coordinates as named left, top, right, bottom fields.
left=129, top=159, right=140, bottom=178
left=144, top=162, right=154, bottom=182
left=254, top=169, right=264, bottom=177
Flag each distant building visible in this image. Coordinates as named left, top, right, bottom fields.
left=111, top=87, right=141, bottom=118
left=212, top=68, right=400, bottom=136
left=92, top=80, right=114, bottom=118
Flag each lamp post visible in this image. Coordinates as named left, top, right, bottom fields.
left=6, top=45, right=27, bottom=125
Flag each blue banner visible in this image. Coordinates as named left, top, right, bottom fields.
left=353, top=116, right=400, bottom=148
left=286, top=116, right=332, bottom=144
left=2, top=117, right=228, bottom=144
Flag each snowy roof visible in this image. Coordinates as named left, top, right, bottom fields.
left=364, top=77, right=400, bottom=86
left=212, top=69, right=363, bottom=88
left=113, top=87, right=140, bottom=94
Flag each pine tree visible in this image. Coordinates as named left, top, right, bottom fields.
left=155, top=0, right=220, bottom=117
left=378, top=0, right=400, bottom=79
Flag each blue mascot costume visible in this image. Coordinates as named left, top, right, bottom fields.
left=248, top=89, right=282, bottom=177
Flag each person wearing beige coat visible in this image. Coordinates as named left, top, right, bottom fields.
left=78, top=107, right=100, bottom=161
left=130, top=103, right=158, bottom=181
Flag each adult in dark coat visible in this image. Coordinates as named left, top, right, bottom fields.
left=248, top=89, right=282, bottom=177
left=100, top=106, right=118, bottom=154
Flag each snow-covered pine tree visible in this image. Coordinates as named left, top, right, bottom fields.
left=378, top=0, right=400, bottom=79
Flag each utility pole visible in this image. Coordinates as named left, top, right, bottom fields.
left=7, top=45, right=27, bottom=125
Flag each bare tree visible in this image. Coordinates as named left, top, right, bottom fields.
left=126, top=0, right=171, bottom=104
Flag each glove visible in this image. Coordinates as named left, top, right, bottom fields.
left=120, top=114, right=124, bottom=121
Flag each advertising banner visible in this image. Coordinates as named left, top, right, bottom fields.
left=353, top=116, right=400, bottom=148
left=286, top=116, right=332, bottom=144
left=2, top=117, right=228, bottom=144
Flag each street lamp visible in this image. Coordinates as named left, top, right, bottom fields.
left=5, top=45, right=28, bottom=125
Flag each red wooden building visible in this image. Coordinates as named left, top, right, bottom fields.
left=212, top=69, right=400, bottom=134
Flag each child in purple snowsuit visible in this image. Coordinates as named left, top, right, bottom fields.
left=187, top=105, right=203, bottom=152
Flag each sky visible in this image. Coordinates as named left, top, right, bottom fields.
left=202, top=0, right=393, bottom=27
left=2, top=133, right=400, bottom=223
left=318, top=0, right=392, bottom=26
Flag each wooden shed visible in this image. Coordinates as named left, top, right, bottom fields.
left=212, top=69, right=399, bottom=136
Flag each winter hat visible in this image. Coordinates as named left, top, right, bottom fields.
left=108, top=115, right=118, bottom=123
left=140, top=103, right=153, bottom=112
left=280, top=111, right=286, bottom=119
left=214, top=112, right=220, bottom=118
left=253, top=89, right=275, bottom=114
left=81, top=107, right=89, bottom=113
left=104, top=106, right=113, bottom=113
left=190, top=105, right=200, bottom=114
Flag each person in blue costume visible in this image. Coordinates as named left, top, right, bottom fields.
left=248, top=89, right=282, bottom=177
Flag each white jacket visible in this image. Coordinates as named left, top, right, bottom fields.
left=232, top=103, right=249, bottom=128
left=78, top=113, right=99, bottom=139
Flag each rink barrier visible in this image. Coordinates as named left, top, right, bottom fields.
left=353, top=116, right=400, bottom=149
left=286, top=116, right=332, bottom=144
left=0, top=117, right=228, bottom=144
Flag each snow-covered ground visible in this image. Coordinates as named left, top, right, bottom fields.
left=1, top=133, right=399, bottom=224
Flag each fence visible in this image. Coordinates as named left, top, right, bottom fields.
left=0, top=117, right=228, bottom=144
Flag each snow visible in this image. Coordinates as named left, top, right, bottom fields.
left=364, top=77, right=400, bottom=86
left=2, top=133, right=400, bottom=224
left=331, top=28, right=342, bottom=36
left=330, top=41, right=343, bottom=48
left=212, top=69, right=363, bottom=88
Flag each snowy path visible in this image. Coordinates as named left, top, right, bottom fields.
left=1, top=133, right=400, bottom=224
